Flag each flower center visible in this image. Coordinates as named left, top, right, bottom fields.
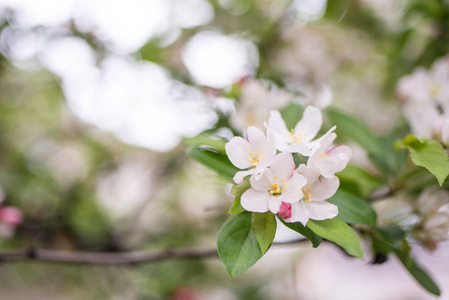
left=319, top=153, right=328, bottom=158
left=301, top=184, right=312, bottom=202
left=429, top=85, right=441, bottom=98
left=269, top=176, right=286, bottom=196
left=247, top=149, right=263, bottom=167
left=287, top=129, right=307, bottom=144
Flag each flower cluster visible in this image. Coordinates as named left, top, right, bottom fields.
left=374, top=187, right=449, bottom=251
left=397, top=55, right=449, bottom=146
left=413, top=188, right=449, bottom=250
left=225, top=106, right=352, bottom=225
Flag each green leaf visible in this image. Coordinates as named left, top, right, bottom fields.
left=399, top=135, right=449, bottom=186
left=280, top=218, right=322, bottom=248
left=371, top=226, right=405, bottom=256
left=229, top=178, right=250, bottom=214
left=307, top=218, right=364, bottom=258
left=326, top=108, right=383, bottom=155
left=188, top=147, right=239, bottom=181
left=280, top=102, right=304, bottom=129
left=377, top=226, right=406, bottom=244
left=217, top=212, right=263, bottom=277
left=338, top=164, right=384, bottom=197
left=252, top=212, right=277, bottom=254
left=394, top=248, right=441, bottom=296
left=327, top=190, right=377, bottom=225
left=182, top=135, right=227, bottom=154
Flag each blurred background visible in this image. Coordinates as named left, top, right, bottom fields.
left=0, top=0, right=449, bottom=299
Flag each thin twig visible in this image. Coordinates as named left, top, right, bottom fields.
left=0, top=240, right=307, bottom=265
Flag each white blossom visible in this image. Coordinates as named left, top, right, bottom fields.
left=225, top=126, right=277, bottom=183
left=307, top=129, right=352, bottom=178
left=267, top=106, right=323, bottom=155
left=282, top=164, right=339, bottom=226
left=240, top=152, right=306, bottom=214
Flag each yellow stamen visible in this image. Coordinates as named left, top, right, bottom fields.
left=268, top=176, right=285, bottom=196
left=248, top=149, right=264, bottom=167
left=302, top=184, right=312, bottom=202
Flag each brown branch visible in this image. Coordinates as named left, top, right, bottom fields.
left=0, top=240, right=305, bottom=265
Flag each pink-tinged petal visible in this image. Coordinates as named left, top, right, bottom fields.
left=250, top=168, right=273, bottom=191
left=307, top=132, right=337, bottom=167
left=281, top=173, right=307, bottom=203
left=246, top=126, right=269, bottom=150
left=308, top=126, right=336, bottom=152
left=317, top=131, right=337, bottom=153
left=0, top=207, right=23, bottom=225
left=296, top=164, right=320, bottom=184
left=310, top=176, right=340, bottom=202
left=268, top=197, right=282, bottom=214
left=233, top=170, right=254, bottom=184
left=326, top=145, right=352, bottom=173
left=225, top=137, right=252, bottom=169
left=278, top=202, right=292, bottom=219
left=286, top=203, right=310, bottom=226
left=241, top=189, right=270, bottom=213
left=304, top=201, right=338, bottom=221
left=285, top=143, right=311, bottom=156
left=294, top=106, right=322, bottom=141
left=270, top=152, right=295, bottom=180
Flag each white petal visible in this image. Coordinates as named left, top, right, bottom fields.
left=225, top=137, right=252, bottom=169
left=246, top=126, right=269, bottom=150
left=317, top=131, right=337, bottom=153
left=304, top=201, right=338, bottom=221
left=241, top=189, right=270, bottom=213
left=310, top=176, right=340, bottom=202
left=254, top=154, right=276, bottom=172
left=268, top=197, right=282, bottom=214
left=425, top=213, right=449, bottom=241
left=418, top=188, right=449, bottom=216
left=308, top=126, right=336, bottom=152
left=269, top=152, right=295, bottom=180
left=250, top=168, right=273, bottom=191
left=326, top=145, right=352, bottom=173
left=307, top=131, right=337, bottom=167
left=286, top=202, right=310, bottom=226
left=314, top=158, right=338, bottom=178
left=233, top=170, right=253, bottom=184
left=267, top=110, right=289, bottom=151
left=296, top=164, right=320, bottom=184
left=294, top=106, right=322, bottom=141
left=266, top=128, right=278, bottom=155
left=281, top=173, right=307, bottom=203
left=285, top=143, right=311, bottom=155
left=268, top=110, right=289, bottom=135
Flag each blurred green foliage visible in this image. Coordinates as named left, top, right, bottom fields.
left=0, top=0, right=448, bottom=298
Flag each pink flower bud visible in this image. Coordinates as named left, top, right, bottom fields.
left=279, top=202, right=292, bottom=219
